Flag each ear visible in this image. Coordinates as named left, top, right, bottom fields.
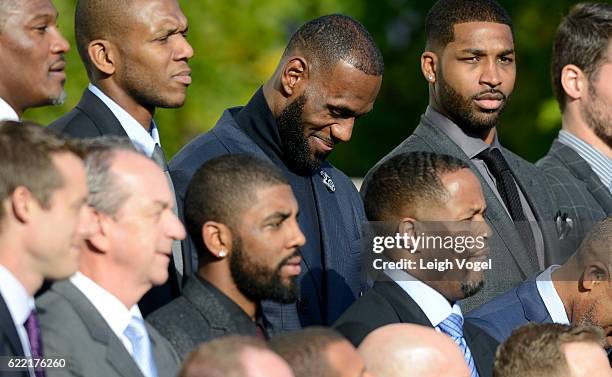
left=279, top=57, right=308, bottom=97
left=87, top=209, right=111, bottom=254
left=421, top=51, right=439, bottom=84
left=88, top=39, right=118, bottom=76
left=202, top=221, right=233, bottom=259
left=398, top=217, right=417, bottom=240
left=10, top=187, right=38, bottom=224
left=560, top=64, right=586, bottom=102
left=581, top=262, right=609, bottom=291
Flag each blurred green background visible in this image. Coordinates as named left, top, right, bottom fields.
left=27, top=0, right=585, bottom=176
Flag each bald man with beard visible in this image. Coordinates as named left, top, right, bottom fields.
left=359, top=324, right=471, bottom=377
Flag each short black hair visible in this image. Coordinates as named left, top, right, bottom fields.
left=184, top=154, right=289, bottom=261
left=362, top=152, right=469, bottom=221
left=74, top=0, right=132, bottom=79
left=551, top=3, right=612, bottom=112
left=269, top=327, right=347, bottom=377
left=425, top=0, right=513, bottom=50
left=284, top=14, right=384, bottom=76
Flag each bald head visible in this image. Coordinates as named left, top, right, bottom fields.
left=575, top=217, right=612, bottom=268
left=358, top=324, right=470, bottom=377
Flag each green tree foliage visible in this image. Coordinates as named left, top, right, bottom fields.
left=27, top=0, right=584, bottom=176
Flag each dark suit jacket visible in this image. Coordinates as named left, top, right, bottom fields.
left=465, top=278, right=553, bottom=343
left=170, top=106, right=366, bottom=330
left=537, top=139, right=612, bottom=261
left=0, top=294, right=28, bottom=377
left=147, top=275, right=271, bottom=359
left=362, top=116, right=561, bottom=310
left=333, top=280, right=498, bottom=377
left=48, top=89, right=188, bottom=316
left=37, top=280, right=180, bottom=377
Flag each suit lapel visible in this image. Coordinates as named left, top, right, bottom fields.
left=413, top=121, right=536, bottom=277
left=51, top=281, right=144, bottom=377
left=373, top=280, right=433, bottom=327
left=464, top=322, right=498, bottom=377
left=76, top=89, right=129, bottom=138
left=0, top=294, right=25, bottom=357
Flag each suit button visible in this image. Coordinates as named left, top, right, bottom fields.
left=297, top=297, right=309, bottom=310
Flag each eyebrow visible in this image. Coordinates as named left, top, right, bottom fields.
left=460, top=48, right=515, bottom=56
left=263, top=211, right=291, bottom=223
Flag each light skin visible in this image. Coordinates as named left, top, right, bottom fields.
left=560, top=40, right=612, bottom=158
left=199, top=184, right=305, bottom=319
left=326, top=340, right=374, bottom=377
left=359, top=324, right=471, bottom=377
left=80, top=151, right=185, bottom=309
left=393, top=168, right=490, bottom=302
left=263, top=57, right=382, bottom=162
left=562, top=341, right=612, bottom=377
left=0, top=152, right=90, bottom=296
left=422, top=22, right=516, bottom=144
left=0, top=0, right=70, bottom=116
left=241, top=348, right=295, bottom=377
left=88, top=0, right=193, bottom=129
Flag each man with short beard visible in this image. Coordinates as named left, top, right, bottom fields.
left=362, top=0, right=560, bottom=311
left=170, top=14, right=383, bottom=330
left=335, top=151, right=498, bottom=377
left=148, top=155, right=306, bottom=359
left=536, top=3, right=612, bottom=260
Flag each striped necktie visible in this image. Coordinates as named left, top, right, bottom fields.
left=437, top=313, right=479, bottom=377
left=124, top=316, right=158, bottom=377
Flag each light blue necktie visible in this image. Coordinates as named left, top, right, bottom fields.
left=437, top=313, right=479, bottom=377
left=124, top=316, right=158, bottom=377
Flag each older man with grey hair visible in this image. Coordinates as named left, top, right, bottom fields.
left=37, top=137, right=185, bottom=377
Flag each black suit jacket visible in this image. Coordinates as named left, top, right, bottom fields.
left=333, top=280, right=498, bottom=377
left=0, top=294, right=28, bottom=377
left=48, top=89, right=188, bottom=316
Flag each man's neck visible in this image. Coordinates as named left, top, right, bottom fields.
left=551, top=267, right=576, bottom=322
left=93, top=81, right=155, bottom=130
left=562, top=111, right=612, bottom=158
left=79, top=266, right=145, bottom=309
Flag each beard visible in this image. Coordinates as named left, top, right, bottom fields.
left=229, top=236, right=300, bottom=304
left=51, top=90, right=67, bottom=106
left=461, top=279, right=484, bottom=298
left=276, top=94, right=327, bottom=174
left=581, top=84, right=612, bottom=149
left=437, top=71, right=509, bottom=134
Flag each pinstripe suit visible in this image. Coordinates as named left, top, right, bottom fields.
left=537, top=138, right=611, bottom=263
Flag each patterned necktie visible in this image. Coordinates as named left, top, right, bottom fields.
left=24, top=310, right=45, bottom=377
left=437, top=313, right=479, bottom=377
left=124, top=316, right=158, bottom=377
left=478, top=148, right=538, bottom=266
left=151, top=143, right=184, bottom=278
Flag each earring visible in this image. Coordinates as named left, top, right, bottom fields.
left=428, top=75, right=434, bottom=81
left=218, top=250, right=227, bottom=258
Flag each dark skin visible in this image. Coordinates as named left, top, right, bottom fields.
left=421, top=22, right=516, bottom=145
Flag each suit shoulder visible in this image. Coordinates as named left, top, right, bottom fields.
left=48, top=108, right=103, bottom=138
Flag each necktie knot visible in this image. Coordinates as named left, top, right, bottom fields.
left=438, top=313, right=465, bottom=339
left=478, top=147, right=511, bottom=174
left=151, top=144, right=168, bottom=171
left=124, top=316, right=158, bottom=377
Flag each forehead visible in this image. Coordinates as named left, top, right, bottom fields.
left=131, top=0, right=187, bottom=31
left=238, top=185, right=296, bottom=220
left=4, top=0, right=57, bottom=21
left=113, top=153, right=170, bottom=206
left=447, top=22, right=514, bottom=51
left=441, top=169, right=484, bottom=205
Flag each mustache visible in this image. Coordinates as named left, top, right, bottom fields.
left=276, top=250, right=302, bottom=270
left=472, top=89, right=507, bottom=101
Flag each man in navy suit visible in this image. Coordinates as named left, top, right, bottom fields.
left=170, top=14, right=384, bottom=330
left=467, top=217, right=612, bottom=348
left=0, top=121, right=90, bottom=375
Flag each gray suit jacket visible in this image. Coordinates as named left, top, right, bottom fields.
left=362, top=116, right=560, bottom=310
left=537, top=139, right=612, bottom=261
left=36, top=280, right=180, bottom=377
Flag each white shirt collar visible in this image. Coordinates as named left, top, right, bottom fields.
left=535, top=264, right=569, bottom=324
left=70, top=271, right=142, bottom=354
left=385, top=268, right=462, bottom=328
left=0, top=264, right=35, bottom=358
left=87, top=84, right=160, bottom=157
left=0, top=97, right=19, bottom=121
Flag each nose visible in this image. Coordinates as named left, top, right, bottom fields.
left=330, top=119, right=355, bottom=143
left=480, top=60, right=501, bottom=88
left=51, top=26, right=70, bottom=55
left=168, top=212, right=187, bottom=241
left=288, top=218, right=306, bottom=249
left=175, top=35, right=194, bottom=61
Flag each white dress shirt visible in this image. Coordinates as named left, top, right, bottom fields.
left=535, top=264, right=569, bottom=324
left=0, top=97, right=19, bottom=122
left=385, top=268, right=464, bottom=330
left=70, top=272, right=144, bottom=356
left=0, top=265, right=35, bottom=377
left=87, top=84, right=160, bottom=157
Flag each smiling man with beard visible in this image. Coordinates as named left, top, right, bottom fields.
left=148, top=155, right=306, bottom=359
left=170, top=14, right=383, bottom=331
left=362, top=0, right=560, bottom=312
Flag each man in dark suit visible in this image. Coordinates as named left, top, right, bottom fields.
left=467, top=217, right=612, bottom=348
left=537, top=3, right=612, bottom=259
left=335, top=152, right=498, bottom=377
left=0, top=121, right=90, bottom=375
left=170, top=14, right=383, bottom=330
left=0, top=0, right=70, bottom=121
left=362, top=0, right=561, bottom=311
left=48, top=0, right=194, bottom=315
left=148, top=155, right=306, bottom=359
left=38, top=140, right=185, bottom=377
